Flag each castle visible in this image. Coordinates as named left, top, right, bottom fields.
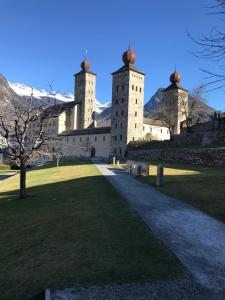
left=30, top=47, right=189, bottom=163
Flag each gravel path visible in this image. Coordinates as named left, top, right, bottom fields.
left=51, top=277, right=224, bottom=300
left=93, top=160, right=225, bottom=293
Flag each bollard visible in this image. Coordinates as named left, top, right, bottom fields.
left=156, top=164, right=164, bottom=186
left=116, top=160, right=120, bottom=167
left=137, top=165, right=142, bottom=176
left=147, top=163, right=151, bottom=176
left=112, top=156, right=116, bottom=165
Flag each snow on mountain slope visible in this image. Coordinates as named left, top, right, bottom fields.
left=9, top=82, right=111, bottom=113
left=9, top=82, right=74, bottom=102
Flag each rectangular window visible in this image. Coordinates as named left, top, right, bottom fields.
left=135, top=112, right=137, bottom=116
left=114, top=149, right=116, bottom=154
left=121, top=122, right=123, bottom=128
left=122, top=84, right=124, bottom=91
left=116, top=85, right=119, bottom=92
left=121, top=110, right=124, bottom=116
left=135, top=124, right=137, bottom=128
left=135, top=99, right=138, bottom=104
left=140, top=87, right=142, bottom=93
left=73, top=137, right=75, bottom=142
left=136, top=86, right=138, bottom=91
left=132, top=85, right=134, bottom=90
left=115, top=135, right=117, bottom=141
left=120, top=135, right=122, bottom=140
left=115, top=123, right=117, bottom=128
left=95, top=136, right=97, bottom=142
left=116, top=111, right=118, bottom=117
left=80, top=137, right=82, bottom=142
left=103, top=136, right=105, bottom=142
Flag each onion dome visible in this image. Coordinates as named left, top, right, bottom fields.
left=81, top=59, right=90, bottom=71
left=122, top=48, right=136, bottom=65
left=170, top=71, right=181, bottom=84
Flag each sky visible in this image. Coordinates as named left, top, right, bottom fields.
left=0, top=0, right=224, bottom=110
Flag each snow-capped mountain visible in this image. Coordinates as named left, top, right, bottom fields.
left=9, top=82, right=74, bottom=102
left=9, top=82, right=111, bottom=113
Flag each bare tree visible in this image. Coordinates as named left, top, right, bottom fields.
left=0, top=92, right=59, bottom=199
left=188, top=0, right=225, bottom=91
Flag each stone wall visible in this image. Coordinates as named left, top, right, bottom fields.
left=128, top=147, right=225, bottom=167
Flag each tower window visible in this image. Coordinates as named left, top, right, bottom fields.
left=119, top=148, right=122, bottom=154
left=116, top=85, right=119, bottom=92
left=115, top=123, right=117, bottom=128
left=122, top=84, right=124, bottom=91
left=121, top=98, right=124, bottom=103
left=140, top=87, right=142, bottom=92
left=135, top=123, right=137, bottom=128
left=116, top=99, right=118, bottom=104
left=135, top=99, right=138, bottom=104
left=161, top=129, right=162, bottom=133
left=87, top=137, right=89, bottom=142
left=73, top=137, right=75, bottom=143
left=121, top=110, right=124, bottom=116
left=95, top=136, right=97, bottom=142
left=132, top=137, right=135, bottom=141
left=80, top=137, right=82, bottom=142
left=115, top=135, right=117, bottom=141
left=135, top=112, right=137, bottom=116
left=136, top=86, right=138, bottom=91
left=114, top=149, right=117, bottom=154
left=120, top=135, right=122, bottom=140
left=103, top=136, right=105, bottom=141
left=132, top=85, right=134, bottom=90
left=121, top=122, right=123, bottom=128
left=116, top=111, right=118, bottom=116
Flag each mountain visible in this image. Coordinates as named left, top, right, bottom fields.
left=9, top=82, right=111, bottom=114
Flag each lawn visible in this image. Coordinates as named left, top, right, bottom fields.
left=138, top=161, right=225, bottom=223
left=0, top=161, right=184, bottom=300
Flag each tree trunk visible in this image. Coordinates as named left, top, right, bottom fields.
left=20, top=164, right=26, bottom=199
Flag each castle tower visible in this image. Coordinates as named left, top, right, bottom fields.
left=162, top=71, right=188, bottom=135
left=110, top=47, right=145, bottom=157
left=74, top=57, right=96, bottom=129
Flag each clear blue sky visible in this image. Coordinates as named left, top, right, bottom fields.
left=0, top=0, right=224, bottom=110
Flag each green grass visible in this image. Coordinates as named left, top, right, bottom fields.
left=138, top=161, right=225, bottom=223
left=0, top=161, right=184, bottom=300
left=0, top=165, right=11, bottom=170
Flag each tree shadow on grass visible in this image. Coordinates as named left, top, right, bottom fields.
left=0, top=174, right=184, bottom=300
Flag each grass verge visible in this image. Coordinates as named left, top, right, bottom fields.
left=138, top=161, right=225, bottom=223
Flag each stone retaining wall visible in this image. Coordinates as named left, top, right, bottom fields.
left=128, top=147, right=225, bottom=167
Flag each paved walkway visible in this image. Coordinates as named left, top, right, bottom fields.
left=93, top=160, right=225, bottom=292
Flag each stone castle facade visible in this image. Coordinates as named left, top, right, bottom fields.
left=29, top=47, right=188, bottom=164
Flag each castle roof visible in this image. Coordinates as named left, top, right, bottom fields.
left=112, top=64, right=145, bottom=76
left=59, top=126, right=111, bottom=136
left=143, top=118, right=168, bottom=127
left=40, top=101, right=76, bottom=119
left=164, top=82, right=188, bottom=92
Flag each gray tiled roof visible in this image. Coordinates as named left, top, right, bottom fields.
left=59, top=126, right=111, bottom=136
left=164, top=83, right=188, bottom=92
left=41, top=101, right=75, bottom=118
left=112, top=64, right=145, bottom=75
left=143, top=118, right=167, bottom=127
